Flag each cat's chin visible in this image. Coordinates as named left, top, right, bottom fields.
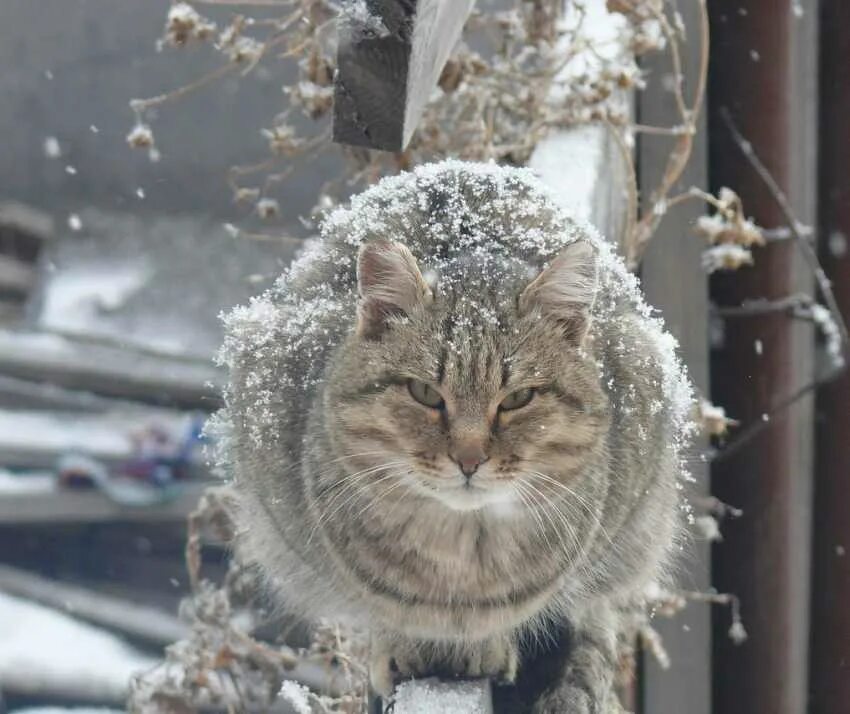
left=418, top=480, right=519, bottom=515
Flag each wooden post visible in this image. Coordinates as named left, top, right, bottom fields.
left=333, top=0, right=475, bottom=152
left=707, top=2, right=817, bottom=713
left=637, top=0, right=711, bottom=710
left=810, top=2, right=850, bottom=711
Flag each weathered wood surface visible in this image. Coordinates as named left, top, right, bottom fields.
left=0, top=329, right=222, bottom=410
left=0, top=481, right=210, bottom=524
left=708, top=2, right=817, bottom=713
left=637, top=0, right=711, bottom=711
left=0, top=562, right=188, bottom=646
left=0, top=255, right=35, bottom=297
left=333, top=0, right=475, bottom=151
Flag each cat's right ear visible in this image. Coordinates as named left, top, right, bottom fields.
left=356, top=240, right=433, bottom=339
left=518, top=240, right=598, bottom=344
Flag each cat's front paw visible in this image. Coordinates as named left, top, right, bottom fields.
left=467, top=636, right=518, bottom=685
left=368, top=635, right=518, bottom=697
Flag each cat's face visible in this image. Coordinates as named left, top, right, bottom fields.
left=324, top=240, right=609, bottom=513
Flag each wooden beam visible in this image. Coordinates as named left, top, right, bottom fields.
left=333, top=0, right=475, bottom=152
left=708, top=2, right=817, bottom=713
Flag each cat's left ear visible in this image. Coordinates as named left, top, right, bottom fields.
left=356, top=240, right=433, bottom=339
left=518, top=240, right=599, bottom=344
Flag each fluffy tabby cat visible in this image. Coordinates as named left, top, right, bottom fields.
left=216, top=161, right=693, bottom=713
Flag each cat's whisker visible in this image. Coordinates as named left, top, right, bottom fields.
left=307, top=464, right=408, bottom=543
left=310, top=451, right=402, bottom=492
left=353, top=473, right=410, bottom=520
left=519, top=476, right=602, bottom=588
left=512, top=481, right=552, bottom=553
left=313, top=465, right=405, bottom=526
left=526, top=469, right=616, bottom=549
left=314, top=459, right=408, bottom=501
left=519, top=478, right=583, bottom=565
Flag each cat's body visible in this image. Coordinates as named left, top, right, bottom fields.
left=216, top=162, right=693, bottom=712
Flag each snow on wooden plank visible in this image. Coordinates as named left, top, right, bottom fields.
left=0, top=330, right=221, bottom=409
left=0, top=564, right=189, bottom=647
left=0, top=481, right=209, bottom=524
left=391, top=678, right=493, bottom=714
left=333, top=0, right=475, bottom=152
left=0, top=407, right=199, bottom=469
left=0, top=591, right=156, bottom=703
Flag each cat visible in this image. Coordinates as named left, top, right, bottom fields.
left=213, top=160, right=694, bottom=713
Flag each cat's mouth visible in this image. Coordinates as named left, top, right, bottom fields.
left=408, top=468, right=519, bottom=513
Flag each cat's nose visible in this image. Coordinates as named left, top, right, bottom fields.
left=451, top=445, right=488, bottom=477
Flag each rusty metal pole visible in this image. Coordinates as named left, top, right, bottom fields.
left=809, top=2, right=850, bottom=711
left=708, top=2, right=817, bottom=714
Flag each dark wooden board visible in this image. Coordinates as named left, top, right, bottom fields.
left=333, top=0, right=475, bottom=151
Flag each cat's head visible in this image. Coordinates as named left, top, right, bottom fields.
left=324, top=238, right=611, bottom=513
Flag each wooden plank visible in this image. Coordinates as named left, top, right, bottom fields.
left=0, top=481, right=210, bottom=524
left=636, top=0, right=711, bottom=711
left=0, top=255, right=35, bottom=297
left=333, top=0, right=475, bottom=151
left=707, top=2, right=817, bottom=713
left=810, top=1, right=850, bottom=710
left=0, top=562, right=188, bottom=646
left=0, top=200, right=54, bottom=243
left=0, top=329, right=222, bottom=410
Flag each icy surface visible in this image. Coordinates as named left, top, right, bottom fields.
left=0, top=592, right=155, bottom=700
left=393, top=678, right=492, bottom=714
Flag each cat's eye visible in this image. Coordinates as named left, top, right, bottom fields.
left=408, top=379, right=444, bottom=409
left=500, top=388, right=535, bottom=411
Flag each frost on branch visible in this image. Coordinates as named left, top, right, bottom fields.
left=697, top=398, right=739, bottom=437
left=694, top=187, right=764, bottom=247
left=127, top=487, right=368, bottom=713
left=163, top=3, right=217, bottom=48
left=701, top=244, right=754, bottom=274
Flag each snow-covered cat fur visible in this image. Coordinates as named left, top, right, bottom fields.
left=214, top=161, right=694, bottom=713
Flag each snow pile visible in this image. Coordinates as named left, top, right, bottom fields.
left=0, top=592, right=156, bottom=701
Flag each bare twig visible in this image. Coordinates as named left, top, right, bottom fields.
left=719, top=106, right=850, bottom=351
